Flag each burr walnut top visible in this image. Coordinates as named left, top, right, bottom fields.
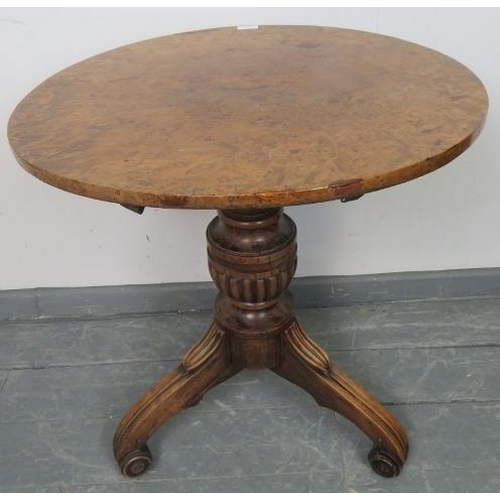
left=8, top=25, right=488, bottom=209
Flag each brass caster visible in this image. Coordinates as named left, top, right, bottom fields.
left=368, top=446, right=402, bottom=478
left=119, top=445, right=152, bottom=477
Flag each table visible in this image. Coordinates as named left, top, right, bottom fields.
left=8, top=26, right=488, bottom=479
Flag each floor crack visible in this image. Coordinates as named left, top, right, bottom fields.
left=0, top=371, right=10, bottom=398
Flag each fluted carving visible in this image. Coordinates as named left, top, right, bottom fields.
left=182, top=323, right=225, bottom=373
left=285, top=321, right=331, bottom=374
left=208, top=257, right=297, bottom=305
left=207, top=208, right=297, bottom=307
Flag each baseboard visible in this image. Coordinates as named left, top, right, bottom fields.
left=2, top=267, right=500, bottom=321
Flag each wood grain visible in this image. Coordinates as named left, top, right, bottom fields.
left=8, top=26, right=487, bottom=209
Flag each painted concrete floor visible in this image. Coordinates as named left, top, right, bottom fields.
left=1, top=297, right=500, bottom=492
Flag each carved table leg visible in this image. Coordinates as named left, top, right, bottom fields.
left=113, top=207, right=409, bottom=478
left=113, top=322, right=241, bottom=477
left=272, top=321, right=409, bottom=477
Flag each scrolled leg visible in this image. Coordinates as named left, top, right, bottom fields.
left=113, top=322, right=241, bottom=477
left=272, top=321, right=409, bottom=477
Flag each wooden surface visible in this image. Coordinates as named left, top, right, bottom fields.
left=8, top=26, right=488, bottom=209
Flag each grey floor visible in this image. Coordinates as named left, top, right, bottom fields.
left=1, top=296, right=500, bottom=492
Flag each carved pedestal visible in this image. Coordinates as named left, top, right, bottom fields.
left=113, top=208, right=409, bottom=478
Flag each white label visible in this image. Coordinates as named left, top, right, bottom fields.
left=237, top=25, right=259, bottom=30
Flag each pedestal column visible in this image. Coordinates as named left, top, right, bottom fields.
left=207, top=208, right=296, bottom=369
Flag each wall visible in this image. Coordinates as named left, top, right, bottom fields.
left=1, top=8, right=498, bottom=290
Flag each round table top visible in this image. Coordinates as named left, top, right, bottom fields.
left=8, top=26, right=488, bottom=209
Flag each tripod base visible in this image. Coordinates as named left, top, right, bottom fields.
left=113, top=208, right=408, bottom=478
